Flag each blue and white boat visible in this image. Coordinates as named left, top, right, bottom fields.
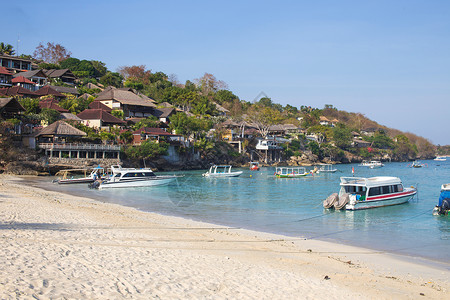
left=433, top=184, right=450, bottom=216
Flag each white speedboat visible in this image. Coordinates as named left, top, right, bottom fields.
left=316, top=163, right=337, bottom=173
left=95, top=165, right=177, bottom=189
left=324, top=176, right=417, bottom=210
left=202, top=165, right=243, bottom=177
left=434, top=156, right=447, bottom=161
left=359, top=160, right=384, bottom=169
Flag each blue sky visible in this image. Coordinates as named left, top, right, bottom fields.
left=4, top=0, right=450, bottom=144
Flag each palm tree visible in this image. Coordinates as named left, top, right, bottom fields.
left=0, top=43, right=15, bottom=55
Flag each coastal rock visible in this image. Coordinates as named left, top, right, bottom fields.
left=4, top=161, right=40, bottom=175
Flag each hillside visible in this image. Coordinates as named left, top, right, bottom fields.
left=0, top=42, right=439, bottom=170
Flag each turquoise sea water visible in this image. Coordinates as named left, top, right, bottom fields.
left=30, top=160, right=449, bottom=265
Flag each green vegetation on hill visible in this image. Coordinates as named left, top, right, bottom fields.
left=0, top=41, right=440, bottom=164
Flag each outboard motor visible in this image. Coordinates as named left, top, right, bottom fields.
left=434, top=198, right=450, bottom=216
left=439, top=198, right=450, bottom=215
left=88, top=180, right=101, bottom=189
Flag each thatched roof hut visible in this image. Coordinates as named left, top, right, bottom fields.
left=35, top=120, right=86, bottom=137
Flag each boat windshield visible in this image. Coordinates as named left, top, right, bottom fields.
left=344, top=185, right=367, bottom=196
left=122, top=172, right=155, bottom=177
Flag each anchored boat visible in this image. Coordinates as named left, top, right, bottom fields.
left=92, top=165, right=178, bottom=189
left=433, top=184, right=450, bottom=216
left=359, top=160, right=384, bottom=169
left=408, top=160, right=428, bottom=168
left=249, top=162, right=260, bottom=171
left=274, top=167, right=311, bottom=178
left=316, top=163, right=337, bottom=173
left=434, top=156, right=447, bottom=161
left=202, top=165, right=243, bottom=178
left=324, top=176, right=417, bottom=210
left=54, top=166, right=105, bottom=184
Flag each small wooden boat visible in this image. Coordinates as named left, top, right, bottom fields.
left=275, top=167, right=310, bottom=178
left=408, top=160, right=427, bottom=168
left=316, top=163, right=337, bottom=173
left=54, top=166, right=105, bottom=184
left=249, top=162, right=260, bottom=171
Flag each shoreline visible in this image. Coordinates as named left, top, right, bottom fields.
left=22, top=172, right=447, bottom=266
left=0, top=174, right=448, bottom=299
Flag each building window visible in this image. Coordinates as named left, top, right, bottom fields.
left=12, top=60, right=20, bottom=69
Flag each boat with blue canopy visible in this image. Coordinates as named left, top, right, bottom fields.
left=433, top=184, right=450, bottom=216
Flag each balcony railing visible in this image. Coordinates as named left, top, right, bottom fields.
left=38, top=143, right=121, bottom=151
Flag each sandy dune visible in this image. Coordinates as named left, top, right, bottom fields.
left=0, top=175, right=448, bottom=299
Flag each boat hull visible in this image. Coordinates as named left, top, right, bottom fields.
left=318, top=170, right=337, bottom=173
left=276, top=173, right=309, bottom=178
left=204, top=171, right=243, bottom=178
left=99, top=177, right=176, bottom=189
left=58, top=178, right=95, bottom=184
left=345, top=190, right=416, bottom=210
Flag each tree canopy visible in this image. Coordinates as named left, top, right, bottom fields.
left=33, top=42, right=71, bottom=64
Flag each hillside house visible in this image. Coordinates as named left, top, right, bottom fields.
left=35, top=120, right=121, bottom=161
left=35, top=85, right=66, bottom=99
left=88, top=100, right=112, bottom=112
left=0, top=86, right=37, bottom=98
left=0, top=97, right=25, bottom=120
left=12, top=76, right=36, bottom=90
left=255, top=137, right=287, bottom=163
left=319, top=116, right=330, bottom=126
left=39, top=99, right=69, bottom=113
left=0, top=54, right=32, bottom=73
left=77, top=109, right=126, bottom=130
left=48, top=85, right=79, bottom=96
left=152, top=107, right=175, bottom=123
left=131, top=127, right=183, bottom=145
left=95, top=87, right=157, bottom=118
left=213, top=101, right=229, bottom=116
left=14, top=70, right=48, bottom=90
left=44, top=69, right=77, bottom=85
left=361, top=128, right=379, bottom=137
left=0, top=66, right=13, bottom=87
left=352, top=139, right=371, bottom=148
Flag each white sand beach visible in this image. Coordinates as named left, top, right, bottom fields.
left=0, top=174, right=448, bottom=299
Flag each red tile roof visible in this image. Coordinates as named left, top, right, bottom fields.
left=0, top=86, right=37, bottom=97
left=77, top=109, right=126, bottom=124
left=39, top=99, right=69, bottom=113
left=35, top=85, right=66, bottom=98
left=132, top=127, right=174, bottom=136
left=88, top=100, right=112, bottom=112
left=0, top=66, right=12, bottom=75
left=12, top=76, right=35, bottom=85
